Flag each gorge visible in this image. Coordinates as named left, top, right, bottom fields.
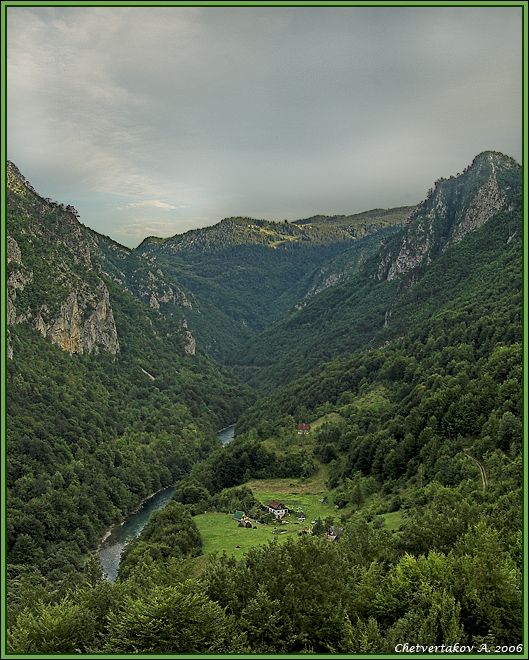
left=6, top=152, right=523, bottom=654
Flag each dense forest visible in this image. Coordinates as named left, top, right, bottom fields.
left=5, top=151, right=524, bottom=655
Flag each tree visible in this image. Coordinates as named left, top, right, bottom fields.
left=106, top=585, right=246, bottom=653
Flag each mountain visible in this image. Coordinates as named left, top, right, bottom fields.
left=7, top=161, right=197, bottom=358
left=6, top=162, right=250, bottom=579
left=135, top=209, right=412, bottom=360
left=377, top=151, right=520, bottom=282
left=6, top=152, right=523, bottom=654
left=233, top=152, right=522, bottom=389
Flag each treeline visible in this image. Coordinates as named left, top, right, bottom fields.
left=7, top=510, right=521, bottom=654
left=118, top=502, right=202, bottom=579
left=186, top=434, right=316, bottom=494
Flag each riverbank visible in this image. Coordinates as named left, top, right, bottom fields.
left=98, top=425, right=237, bottom=579
left=98, top=484, right=172, bottom=550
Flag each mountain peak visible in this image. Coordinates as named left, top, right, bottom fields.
left=377, top=151, right=521, bottom=282
left=471, top=150, right=519, bottom=166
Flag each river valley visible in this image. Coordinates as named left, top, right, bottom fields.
left=98, top=425, right=236, bottom=580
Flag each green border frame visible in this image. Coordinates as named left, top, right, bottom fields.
left=0, top=1, right=527, bottom=658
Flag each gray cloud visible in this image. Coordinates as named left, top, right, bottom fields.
left=7, top=6, right=522, bottom=247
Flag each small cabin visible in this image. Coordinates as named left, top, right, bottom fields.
left=268, top=500, right=288, bottom=519
left=297, top=423, right=311, bottom=435
left=234, top=510, right=252, bottom=527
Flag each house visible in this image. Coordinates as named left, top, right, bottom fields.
left=268, top=500, right=288, bottom=519
left=234, top=510, right=245, bottom=522
left=297, top=423, right=311, bottom=435
left=297, top=511, right=306, bottom=522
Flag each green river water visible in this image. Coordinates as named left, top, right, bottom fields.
left=99, top=424, right=235, bottom=580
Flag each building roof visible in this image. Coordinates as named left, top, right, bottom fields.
left=234, top=510, right=245, bottom=520
left=269, top=500, right=286, bottom=510
left=297, top=423, right=311, bottom=430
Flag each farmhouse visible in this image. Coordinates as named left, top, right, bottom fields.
left=268, top=500, right=288, bottom=519
left=297, top=423, right=311, bottom=434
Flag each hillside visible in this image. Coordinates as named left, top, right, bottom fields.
left=6, top=152, right=523, bottom=654
left=135, top=209, right=412, bottom=360
left=233, top=152, right=522, bottom=390
left=6, top=162, right=251, bottom=581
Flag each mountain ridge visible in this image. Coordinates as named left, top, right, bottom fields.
left=231, top=151, right=522, bottom=389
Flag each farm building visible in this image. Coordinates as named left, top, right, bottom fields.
left=297, top=423, right=311, bottom=435
left=234, top=510, right=252, bottom=527
left=268, top=500, right=288, bottom=519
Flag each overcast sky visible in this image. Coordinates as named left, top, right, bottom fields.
left=8, top=6, right=522, bottom=248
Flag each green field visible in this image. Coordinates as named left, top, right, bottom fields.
left=379, top=510, right=404, bottom=531
left=194, top=512, right=300, bottom=556
left=194, top=472, right=339, bottom=556
left=247, top=472, right=337, bottom=522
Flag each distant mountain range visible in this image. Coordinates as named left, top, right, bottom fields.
left=7, top=150, right=520, bottom=382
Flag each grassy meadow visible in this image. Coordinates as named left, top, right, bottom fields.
left=194, top=468, right=339, bottom=556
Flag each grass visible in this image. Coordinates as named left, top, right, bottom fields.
left=261, top=432, right=316, bottom=456
left=380, top=510, right=404, bottom=531
left=194, top=512, right=300, bottom=556
left=194, top=469, right=405, bottom=557
left=251, top=490, right=335, bottom=521
left=310, top=412, right=344, bottom=430
left=195, top=470, right=338, bottom=557
left=245, top=465, right=329, bottom=495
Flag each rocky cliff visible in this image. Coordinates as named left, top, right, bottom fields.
left=377, top=152, right=521, bottom=282
left=6, top=161, right=195, bottom=358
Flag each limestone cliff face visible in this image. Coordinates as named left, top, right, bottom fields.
left=377, top=152, right=520, bottom=283
left=450, top=156, right=506, bottom=243
left=42, top=286, right=119, bottom=355
left=11, top=280, right=120, bottom=356
left=7, top=237, right=33, bottom=325
left=145, top=270, right=193, bottom=310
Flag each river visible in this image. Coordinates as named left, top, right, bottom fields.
left=217, top=424, right=235, bottom=446
left=98, top=424, right=236, bottom=581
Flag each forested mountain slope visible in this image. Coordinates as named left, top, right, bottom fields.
left=135, top=208, right=412, bottom=360
left=6, top=162, right=250, bottom=583
left=5, top=151, right=523, bottom=654
left=234, top=152, right=522, bottom=390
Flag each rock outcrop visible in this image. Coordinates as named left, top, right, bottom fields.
left=15, top=285, right=120, bottom=356
left=43, top=286, right=119, bottom=355
left=182, top=319, right=196, bottom=355
left=377, top=152, right=520, bottom=282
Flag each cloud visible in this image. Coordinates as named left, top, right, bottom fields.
left=125, top=200, right=180, bottom=210
left=7, top=6, right=522, bottom=247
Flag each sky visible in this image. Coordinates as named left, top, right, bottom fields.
left=7, top=6, right=522, bottom=248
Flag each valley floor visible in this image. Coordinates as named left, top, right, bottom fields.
left=193, top=467, right=404, bottom=558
